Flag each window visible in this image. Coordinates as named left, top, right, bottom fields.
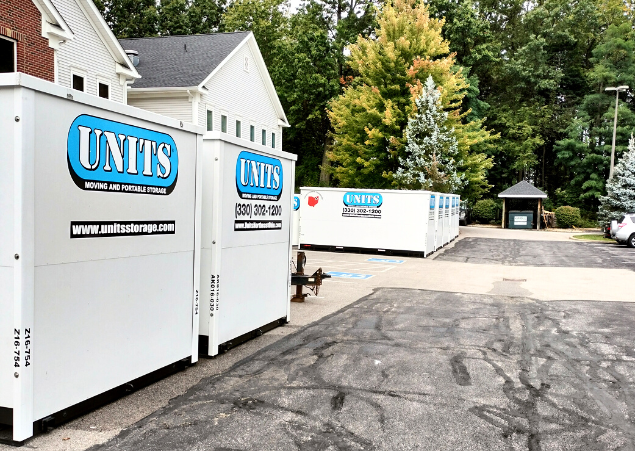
left=250, top=125, right=255, bottom=142
left=271, top=132, right=276, bottom=149
left=221, top=115, right=227, bottom=133
left=236, top=120, right=241, bottom=138
left=98, top=82, right=109, bottom=99
left=206, top=110, right=213, bottom=131
left=261, top=129, right=266, bottom=146
left=72, top=74, right=85, bottom=92
left=0, top=37, right=16, bottom=73
left=243, top=56, right=249, bottom=72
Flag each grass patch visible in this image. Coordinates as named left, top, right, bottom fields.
left=571, top=234, right=615, bottom=242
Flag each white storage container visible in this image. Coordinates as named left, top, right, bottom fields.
left=299, top=188, right=432, bottom=256
left=435, top=194, right=445, bottom=248
left=0, top=74, right=202, bottom=442
left=426, top=194, right=438, bottom=254
left=292, top=195, right=300, bottom=247
left=443, top=196, right=451, bottom=245
left=453, top=195, right=461, bottom=238
left=198, top=135, right=296, bottom=357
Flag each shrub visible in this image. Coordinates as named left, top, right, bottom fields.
left=555, top=206, right=581, bottom=228
left=472, top=199, right=498, bottom=223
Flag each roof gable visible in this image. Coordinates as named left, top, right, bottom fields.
left=120, top=32, right=288, bottom=126
left=48, top=0, right=139, bottom=79
left=119, top=32, right=250, bottom=89
left=32, top=0, right=74, bottom=43
left=498, top=181, right=547, bottom=198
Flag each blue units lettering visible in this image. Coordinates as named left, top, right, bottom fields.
left=430, top=195, right=436, bottom=209
left=67, top=115, right=178, bottom=195
left=293, top=196, right=300, bottom=211
left=236, top=151, right=283, bottom=201
left=343, top=192, right=383, bottom=207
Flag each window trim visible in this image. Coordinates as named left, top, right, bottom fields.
left=0, top=35, right=17, bottom=73
left=221, top=113, right=228, bottom=133
left=96, top=76, right=111, bottom=100
left=70, top=68, right=87, bottom=92
left=206, top=107, right=214, bottom=132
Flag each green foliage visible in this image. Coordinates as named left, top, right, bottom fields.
left=94, top=0, right=159, bottom=37
left=95, top=0, right=225, bottom=38
left=272, top=2, right=341, bottom=187
left=471, top=199, right=499, bottom=223
left=598, top=135, right=635, bottom=223
left=223, top=0, right=289, bottom=64
left=97, top=0, right=635, bottom=207
left=327, top=0, right=494, bottom=200
left=555, top=206, right=582, bottom=228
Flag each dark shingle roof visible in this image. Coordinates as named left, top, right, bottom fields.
left=119, top=32, right=250, bottom=89
left=498, top=181, right=547, bottom=198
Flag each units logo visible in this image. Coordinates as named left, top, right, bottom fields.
left=236, top=151, right=283, bottom=201
left=343, top=192, right=383, bottom=208
left=68, top=115, right=178, bottom=195
left=430, top=195, right=436, bottom=209
left=293, top=196, right=300, bottom=211
left=445, top=197, right=450, bottom=208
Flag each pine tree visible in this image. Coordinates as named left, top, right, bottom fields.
left=598, top=135, right=635, bottom=223
left=394, top=76, right=463, bottom=192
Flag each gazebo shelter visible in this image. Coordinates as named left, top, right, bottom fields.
left=498, top=181, right=548, bottom=229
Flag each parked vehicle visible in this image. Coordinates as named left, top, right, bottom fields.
left=614, top=214, right=635, bottom=247
left=459, top=202, right=470, bottom=226
left=610, top=219, right=618, bottom=239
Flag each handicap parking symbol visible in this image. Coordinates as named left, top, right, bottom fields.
left=327, top=271, right=374, bottom=280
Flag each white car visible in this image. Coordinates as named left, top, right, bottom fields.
left=615, top=214, right=635, bottom=247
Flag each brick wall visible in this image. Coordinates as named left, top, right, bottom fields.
left=0, top=0, right=55, bottom=82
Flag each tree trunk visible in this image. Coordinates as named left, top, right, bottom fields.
left=319, top=135, right=333, bottom=186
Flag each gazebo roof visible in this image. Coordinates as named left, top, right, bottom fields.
left=498, top=181, right=547, bottom=199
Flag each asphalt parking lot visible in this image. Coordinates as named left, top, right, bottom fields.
left=91, top=288, right=635, bottom=451
left=437, top=237, right=635, bottom=270
left=4, top=227, right=635, bottom=450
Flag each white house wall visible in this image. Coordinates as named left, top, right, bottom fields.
left=128, top=96, right=192, bottom=123
left=200, top=43, right=282, bottom=150
left=51, top=0, right=125, bottom=103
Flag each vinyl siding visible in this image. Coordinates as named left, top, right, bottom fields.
left=127, top=96, right=192, bottom=123
left=200, top=42, right=282, bottom=150
left=51, top=0, right=124, bottom=103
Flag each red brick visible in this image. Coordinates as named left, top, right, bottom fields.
left=0, top=0, right=55, bottom=82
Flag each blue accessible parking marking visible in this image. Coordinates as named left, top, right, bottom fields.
left=327, top=271, right=374, bottom=280
left=367, top=258, right=405, bottom=264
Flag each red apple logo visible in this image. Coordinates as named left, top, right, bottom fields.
left=308, top=196, right=319, bottom=207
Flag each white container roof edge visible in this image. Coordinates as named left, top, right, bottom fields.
left=300, top=187, right=460, bottom=195
left=0, top=73, right=204, bottom=135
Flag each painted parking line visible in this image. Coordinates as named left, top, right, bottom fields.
left=307, top=260, right=397, bottom=273
left=367, top=258, right=405, bottom=264
left=327, top=271, right=374, bottom=280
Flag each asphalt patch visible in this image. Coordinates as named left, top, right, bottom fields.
left=89, top=288, right=635, bottom=451
left=437, top=237, right=635, bottom=270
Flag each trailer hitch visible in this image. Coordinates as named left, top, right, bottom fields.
left=290, top=251, right=331, bottom=302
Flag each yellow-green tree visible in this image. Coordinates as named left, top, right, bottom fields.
left=327, top=0, right=493, bottom=198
